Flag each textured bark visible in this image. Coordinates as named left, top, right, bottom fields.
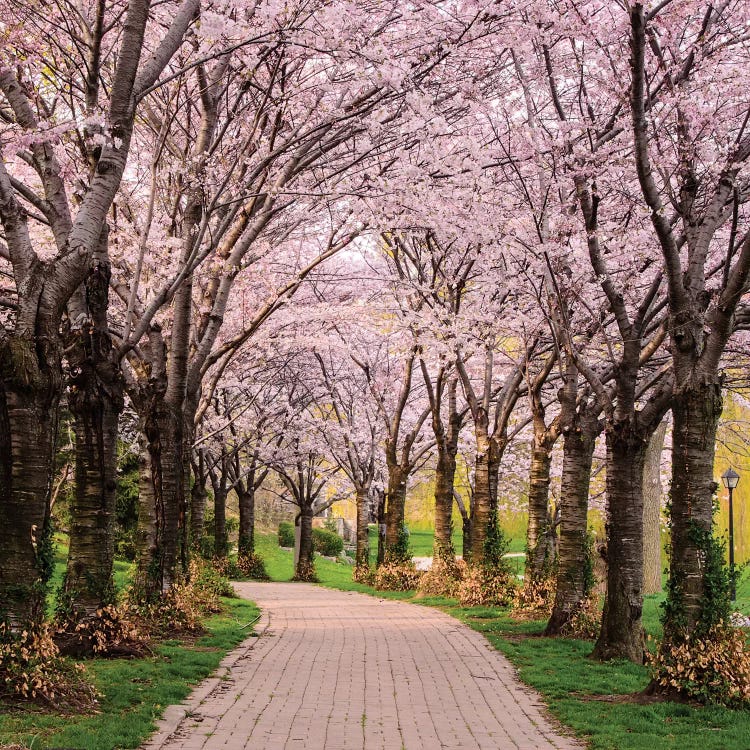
left=668, top=382, right=723, bottom=636
left=525, top=443, right=555, bottom=579
left=212, top=485, right=228, bottom=560
left=190, top=451, right=208, bottom=550
left=63, top=239, right=126, bottom=619
left=0, top=348, right=60, bottom=628
left=64, top=351, right=123, bottom=616
left=643, top=419, right=667, bottom=594
left=545, top=415, right=598, bottom=636
left=591, top=429, right=647, bottom=662
left=355, top=487, right=370, bottom=569
left=470, top=434, right=501, bottom=563
left=294, top=506, right=316, bottom=581
left=376, top=489, right=386, bottom=566
left=430, top=376, right=461, bottom=558
left=462, top=514, right=472, bottom=562
left=384, top=462, right=409, bottom=559
left=132, top=438, right=157, bottom=599
left=237, top=482, right=256, bottom=558
left=434, top=450, right=457, bottom=555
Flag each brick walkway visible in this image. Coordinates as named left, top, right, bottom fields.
left=143, top=583, right=582, bottom=750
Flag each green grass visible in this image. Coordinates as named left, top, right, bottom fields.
left=0, top=596, right=259, bottom=750
left=4, top=540, right=259, bottom=750
left=363, top=524, right=526, bottom=559
left=254, top=531, right=750, bottom=750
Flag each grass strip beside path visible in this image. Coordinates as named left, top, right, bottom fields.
left=0, top=597, right=258, bottom=750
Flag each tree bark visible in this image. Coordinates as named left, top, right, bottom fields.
left=376, top=488, right=386, bottom=566
left=355, top=487, right=370, bottom=569
left=0, top=349, right=60, bottom=629
left=62, top=241, right=125, bottom=619
left=471, top=434, right=500, bottom=563
left=132, top=437, right=158, bottom=600
left=213, top=486, right=228, bottom=560
left=643, top=419, right=667, bottom=594
left=525, top=442, right=555, bottom=580
left=545, top=417, right=598, bottom=635
left=294, top=505, right=316, bottom=581
left=237, top=481, right=256, bottom=559
left=384, top=462, right=409, bottom=560
left=434, top=449, right=457, bottom=557
left=190, top=451, right=208, bottom=550
left=591, top=428, right=647, bottom=662
left=668, top=381, right=723, bottom=636
left=63, top=353, right=123, bottom=617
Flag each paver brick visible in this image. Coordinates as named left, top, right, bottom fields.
left=142, top=583, right=583, bottom=750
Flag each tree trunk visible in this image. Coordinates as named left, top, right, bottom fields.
left=643, top=419, right=667, bottom=594
left=294, top=505, right=316, bottom=581
left=376, top=489, right=386, bottom=566
left=0, top=344, right=60, bottom=629
left=666, top=381, right=723, bottom=638
left=63, top=367, right=122, bottom=617
left=592, top=427, right=647, bottom=662
left=385, top=463, right=408, bottom=561
left=355, top=487, right=370, bottom=569
left=545, top=422, right=597, bottom=635
left=62, top=249, right=125, bottom=620
left=525, top=442, right=555, bottom=580
left=132, top=437, right=158, bottom=600
left=213, top=486, right=228, bottom=560
left=238, top=484, right=256, bottom=558
left=132, top=384, right=185, bottom=596
left=462, top=514, right=472, bottom=562
left=471, top=436, right=500, bottom=563
left=434, top=448, right=457, bottom=558
left=190, top=453, right=208, bottom=551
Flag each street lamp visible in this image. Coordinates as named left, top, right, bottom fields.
left=721, top=467, right=741, bottom=601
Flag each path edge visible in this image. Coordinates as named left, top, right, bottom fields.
left=141, top=600, right=270, bottom=749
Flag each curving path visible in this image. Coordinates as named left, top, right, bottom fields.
left=143, top=583, right=582, bottom=750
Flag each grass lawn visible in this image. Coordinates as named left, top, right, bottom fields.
left=1, top=542, right=260, bottom=750
left=254, top=530, right=750, bottom=750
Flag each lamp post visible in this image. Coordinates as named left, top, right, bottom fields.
left=721, top=467, right=740, bottom=601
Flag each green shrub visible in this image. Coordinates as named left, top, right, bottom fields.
left=312, top=528, right=344, bottom=557
left=278, top=521, right=295, bottom=547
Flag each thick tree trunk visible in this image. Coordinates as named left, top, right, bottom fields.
left=63, top=371, right=122, bottom=617
left=667, top=381, right=723, bottom=637
left=376, top=489, right=386, bottom=566
left=133, top=384, right=186, bottom=596
left=462, top=514, right=472, bottom=562
left=525, top=442, right=555, bottom=580
left=132, top=438, right=158, bottom=600
left=471, top=436, right=500, bottom=563
left=545, top=423, right=597, bottom=635
left=592, top=428, right=647, bottom=662
left=294, top=505, right=316, bottom=581
left=237, top=485, right=256, bottom=558
left=62, top=251, right=125, bottom=619
left=385, top=463, right=408, bottom=561
left=0, top=346, right=60, bottom=629
left=213, top=486, right=228, bottom=560
left=434, top=448, right=457, bottom=557
left=355, top=487, right=370, bottom=569
left=643, top=419, right=667, bottom=594
left=190, top=453, right=208, bottom=550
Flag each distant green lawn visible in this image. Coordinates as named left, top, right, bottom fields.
left=255, top=530, right=750, bottom=750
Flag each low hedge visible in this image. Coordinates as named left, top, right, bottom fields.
left=278, top=521, right=295, bottom=547
left=312, top=528, right=344, bottom=557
